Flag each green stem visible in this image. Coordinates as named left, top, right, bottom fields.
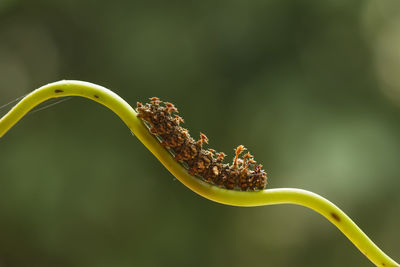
left=0, top=80, right=398, bottom=267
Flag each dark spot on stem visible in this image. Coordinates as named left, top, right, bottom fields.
left=382, top=263, right=385, bottom=266
left=331, top=212, right=341, bottom=222
left=54, top=89, right=64, bottom=93
left=94, top=95, right=99, bottom=98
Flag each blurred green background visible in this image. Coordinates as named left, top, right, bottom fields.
left=1, top=0, right=400, bottom=266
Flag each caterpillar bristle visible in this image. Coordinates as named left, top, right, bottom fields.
left=136, top=97, right=268, bottom=191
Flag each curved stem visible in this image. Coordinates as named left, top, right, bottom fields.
left=0, top=80, right=398, bottom=267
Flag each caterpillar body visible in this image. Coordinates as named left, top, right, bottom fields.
left=136, top=97, right=267, bottom=191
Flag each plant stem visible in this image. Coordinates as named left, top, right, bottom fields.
left=0, top=80, right=398, bottom=267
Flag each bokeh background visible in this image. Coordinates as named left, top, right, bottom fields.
left=1, top=1, right=400, bottom=266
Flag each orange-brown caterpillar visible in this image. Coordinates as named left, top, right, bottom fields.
left=136, top=97, right=267, bottom=191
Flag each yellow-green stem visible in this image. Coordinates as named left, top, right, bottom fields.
left=0, top=80, right=398, bottom=267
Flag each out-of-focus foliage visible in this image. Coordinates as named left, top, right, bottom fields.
left=0, top=0, right=399, bottom=266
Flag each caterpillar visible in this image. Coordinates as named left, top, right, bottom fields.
left=136, top=97, right=267, bottom=191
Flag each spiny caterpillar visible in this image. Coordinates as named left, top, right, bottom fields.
left=136, top=97, right=267, bottom=191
